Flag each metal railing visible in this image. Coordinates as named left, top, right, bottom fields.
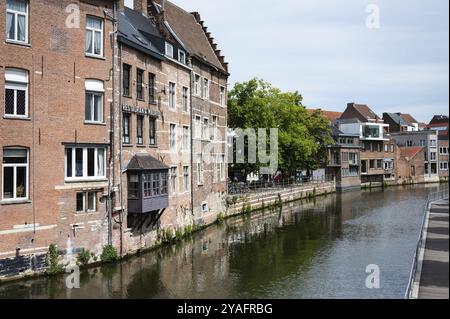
left=404, top=185, right=449, bottom=299
left=228, top=175, right=335, bottom=195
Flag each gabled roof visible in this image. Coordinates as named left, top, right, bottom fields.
left=429, top=115, right=449, bottom=125
left=127, top=154, right=169, bottom=171
left=341, top=103, right=381, bottom=122
left=399, top=146, right=423, bottom=160
left=384, top=113, right=408, bottom=126
left=117, top=8, right=165, bottom=60
left=154, top=1, right=227, bottom=73
left=307, top=108, right=343, bottom=122
left=397, top=113, right=418, bottom=125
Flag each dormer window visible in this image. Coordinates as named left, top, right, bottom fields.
left=165, top=42, right=174, bottom=58
left=178, top=50, right=186, bottom=64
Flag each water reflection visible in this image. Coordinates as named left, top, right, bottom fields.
left=0, top=184, right=442, bottom=299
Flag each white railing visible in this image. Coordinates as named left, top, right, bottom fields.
left=404, top=186, right=449, bottom=299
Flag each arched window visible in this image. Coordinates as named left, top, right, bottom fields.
left=2, top=147, right=29, bottom=201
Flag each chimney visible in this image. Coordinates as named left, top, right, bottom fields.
left=134, top=0, right=148, bottom=15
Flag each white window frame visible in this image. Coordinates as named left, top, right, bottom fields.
left=220, top=154, right=225, bottom=181
left=4, top=68, right=28, bottom=118
left=183, top=165, right=189, bottom=192
left=182, top=86, right=189, bottom=113
left=65, top=147, right=106, bottom=182
left=76, top=191, right=97, bottom=213
left=195, top=115, right=202, bottom=139
left=440, top=162, right=448, bottom=171
left=169, top=123, right=177, bottom=152
left=430, top=151, right=437, bottom=161
left=170, top=166, right=177, bottom=195
left=178, top=49, right=186, bottom=64
left=197, top=154, right=203, bottom=185
left=165, top=42, right=174, bottom=58
left=220, top=86, right=226, bottom=106
left=211, top=116, right=218, bottom=141
left=194, top=74, right=200, bottom=96
left=85, top=16, right=103, bottom=58
left=202, top=117, right=209, bottom=140
left=6, top=0, right=28, bottom=44
left=182, top=126, right=189, bottom=151
left=168, top=82, right=176, bottom=110
left=203, top=78, right=209, bottom=100
left=440, top=147, right=449, bottom=155
left=2, top=148, right=29, bottom=202
left=85, top=79, right=104, bottom=123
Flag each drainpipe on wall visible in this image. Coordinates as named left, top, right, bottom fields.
left=189, top=65, right=194, bottom=224
left=118, top=42, right=125, bottom=257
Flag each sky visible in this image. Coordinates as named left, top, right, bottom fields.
left=125, top=0, right=449, bottom=123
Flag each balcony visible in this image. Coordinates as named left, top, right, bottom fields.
left=127, top=154, right=170, bottom=214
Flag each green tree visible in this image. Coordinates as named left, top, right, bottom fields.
left=228, top=78, right=332, bottom=180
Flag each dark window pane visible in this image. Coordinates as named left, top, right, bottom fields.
left=94, top=94, right=102, bottom=122
left=5, top=89, right=15, bottom=115
left=7, top=13, right=15, bottom=40
left=149, top=73, right=155, bottom=103
left=123, top=64, right=130, bottom=96
left=76, top=193, right=84, bottom=211
left=75, top=148, right=83, bottom=177
left=123, top=113, right=130, bottom=144
left=137, top=116, right=143, bottom=144
left=66, top=148, right=72, bottom=177
left=85, top=93, right=92, bottom=121
left=3, top=167, right=13, bottom=199
left=136, top=69, right=143, bottom=100
left=87, top=148, right=95, bottom=176
left=149, top=118, right=156, bottom=145
left=16, top=166, right=26, bottom=198
left=128, top=174, right=139, bottom=199
left=16, top=90, right=26, bottom=115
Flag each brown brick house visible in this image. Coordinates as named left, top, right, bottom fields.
left=148, top=0, right=229, bottom=225
left=396, top=147, right=425, bottom=184
left=0, top=0, right=115, bottom=261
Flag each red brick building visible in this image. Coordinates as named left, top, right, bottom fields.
left=0, top=0, right=229, bottom=276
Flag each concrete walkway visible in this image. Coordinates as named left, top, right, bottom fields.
left=417, top=198, right=449, bottom=299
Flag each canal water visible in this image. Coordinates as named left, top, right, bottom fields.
left=0, top=184, right=443, bottom=299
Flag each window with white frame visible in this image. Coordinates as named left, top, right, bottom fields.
left=194, top=74, right=200, bottom=96
left=65, top=147, right=106, bottom=180
left=85, top=79, right=104, bottom=123
left=149, top=117, right=156, bottom=146
left=183, top=166, right=189, bottom=192
left=220, top=154, right=225, bottom=181
left=203, top=78, right=209, bottom=99
left=196, top=153, right=203, bottom=185
left=440, top=162, right=449, bottom=170
left=2, top=148, right=28, bottom=201
left=85, top=16, right=103, bottom=57
left=220, top=86, right=226, bottom=106
left=5, top=68, right=28, bottom=117
left=430, top=139, right=437, bottom=147
left=211, top=116, right=217, bottom=140
left=169, top=123, right=176, bottom=152
left=182, top=87, right=188, bottom=112
left=440, top=147, right=449, bottom=155
left=76, top=191, right=96, bottom=212
left=136, top=115, right=144, bottom=145
left=123, top=113, right=131, bottom=144
left=202, top=118, right=209, bottom=140
left=165, top=42, right=174, bottom=58
left=170, top=166, right=177, bottom=194
left=195, top=115, right=201, bottom=139
left=182, top=126, right=189, bottom=150
left=168, top=82, right=176, bottom=110
left=6, top=0, right=28, bottom=43
left=178, top=49, right=186, bottom=64
left=430, top=151, right=437, bottom=161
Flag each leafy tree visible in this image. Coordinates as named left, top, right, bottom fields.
left=228, top=78, right=332, bottom=180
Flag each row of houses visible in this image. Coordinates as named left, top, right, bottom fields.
left=0, top=0, right=229, bottom=268
left=316, top=103, right=449, bottom=191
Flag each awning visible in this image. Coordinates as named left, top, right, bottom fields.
left=127, top=154, right=169, bottom=171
